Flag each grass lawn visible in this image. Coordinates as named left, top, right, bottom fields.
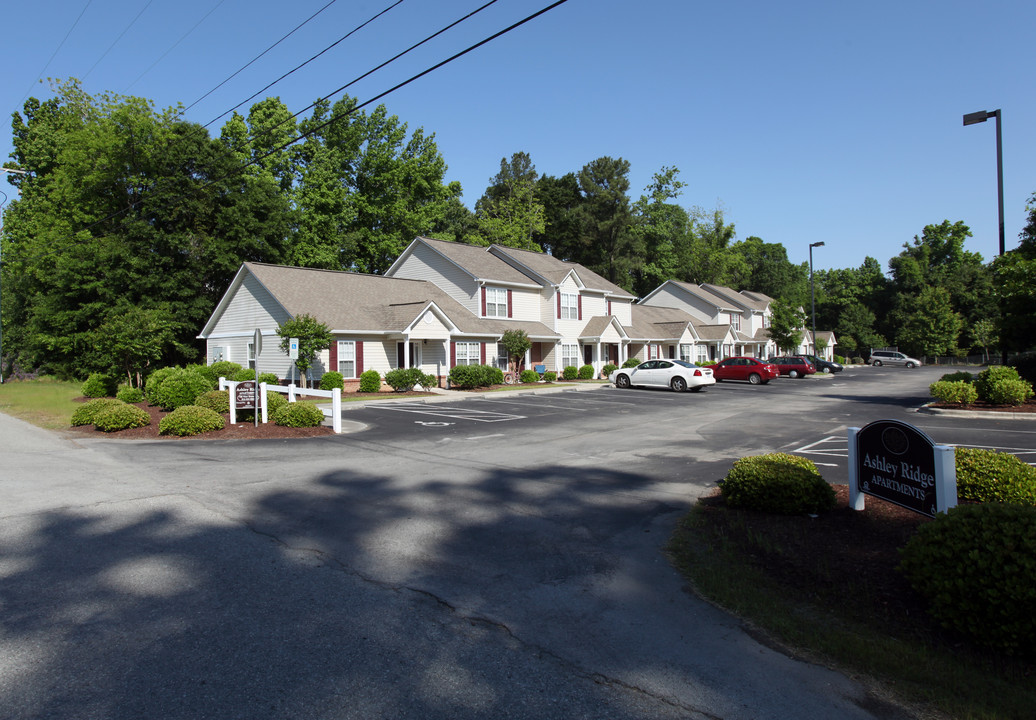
left=0, top=378, right=83, bottom=429
left=667, top=489, right=1036, bottom=720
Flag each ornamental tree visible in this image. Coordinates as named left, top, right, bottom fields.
left=277, top=314, right=332, bottom=387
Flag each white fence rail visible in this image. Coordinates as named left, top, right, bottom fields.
left=219, top=378, right=342, bottom=434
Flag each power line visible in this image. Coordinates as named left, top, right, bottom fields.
left=125, top=0, right=230, bottom=92
left=182, top=0, right=343, bottom=115
left=20, top=0, right=94, bottom=102
left=204, top=0, right=407, bottom=129
left=82, top=0, right=157, bottom=80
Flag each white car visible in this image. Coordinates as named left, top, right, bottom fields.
left=610, top=359, right=716, bottom=393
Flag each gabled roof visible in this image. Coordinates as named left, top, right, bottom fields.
left=201, top=262, right=557, bottom=339
left=694, top=324, right=738, bottom=342
left=640, top=280, right=741, bottom=313
left=700, top=283, right=771, bottom=313
left=387, top=236, right=539, bottom=287
left=489, top=245, right=636, bottom=299
left=624, top=305, right=701, bottom=342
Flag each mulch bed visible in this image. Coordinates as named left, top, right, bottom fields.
left=66, top=391, right=431, bottom=440
left=930, top=397, right=1036, bottom=413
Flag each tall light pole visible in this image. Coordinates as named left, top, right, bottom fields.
left=0, top=167, right=29, bottom=384
left=809, top=241, right=825, bottom=357
left=963, top=109, right=1004, bottom=256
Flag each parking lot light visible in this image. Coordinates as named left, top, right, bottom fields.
left=809, top=242, right=825, bottom=358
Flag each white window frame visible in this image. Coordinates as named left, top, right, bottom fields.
left=455, top=341, right=480, bottom=366
left=696, top=345, right=710, bottom=364
left=485, top=287, right=508, bottom=318
left=730, top=313, right=741, bottom=332
left=495, top=342, right=509, bottom=370
left=560, top=292, right=578, bottom=320
left=679, top=344, right=693, bottom=363
left=338, top=340, right=357, bottom=378
left=247, top=342, right=256, bottom=370
left=561, top=343, right=579, bottom=369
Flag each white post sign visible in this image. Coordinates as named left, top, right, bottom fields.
left=289, top=338, right=299, bottom=359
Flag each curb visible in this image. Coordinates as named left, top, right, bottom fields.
left=332, top=382, right=609, bottom=412
left=916, top=403, right=1036, bottom=421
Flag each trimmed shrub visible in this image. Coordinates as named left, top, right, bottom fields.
left=486, top=365, right=505, bottom=385
left=265, top=390, right=288, bottom=414
left=319, top=371, right=344, bottom=391
left=81, top=373, right=118, bottom=398
left=542, top=371, right=557, bottom=383
left=233, top=368, right=256, bottom=381
left=144, top=366, right=179, bottom=404
left=851, top=356, right=865, bottom=365
left=116, top=385, right=145, bottom=403
left=974, top=366, right=1034, bottom=406
left=833, top=354, right=846, bottom=364
left=71, top=398, right=125, bottom=426
left=562, top=366, right=578, bottom=380
left=520, top=369, right=540, bottom=383
left=578, top=364, right=594, bottom=380
left=385, top=368, right=435, bottom=392
left=449, top=364, right=490, bottom=389
left=1011, top=351, right=1036, bottom=385
left=602, top=363, right=617, bottom=378
left=701, top=360, right=717, bottom=367
left=359, top=369, right=383, bottom=393
left=159, top=405, right=226, bottom=436
left=195, top=390, right=230, bottom=415
left=719, top=453, right=836, bottom=515
left=152, top=368, right=213, bottom=411
left=929, top=380, right=978, bottom=406
left=622, top=358, right=641, bottom=368
left=899, top=503, right=1036, bottom=655
left=93, top=403, right=150, bottom=432
left=202, top=361, right=242, bottom=385
left=955, top=447, right=1036, bottom=505
left=272, top=400, right=324, bottom=428
left=257, top=372, right=279, bottom=386
left=940, top=370, right=975, bottom=384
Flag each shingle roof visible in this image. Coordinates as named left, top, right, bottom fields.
left=490, top=245, right=635, bottom=298
left=701, top=283, right=770, bottom=312
left=663, top=281, right=741, bottom=311
left=412, top=237, right=536, bottom=285
left=242, top=262, right=556, bottom=338
left=624, top=305, right=697, bottom=340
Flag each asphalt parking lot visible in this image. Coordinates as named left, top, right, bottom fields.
left=2, top=365, right=1033, bottom=720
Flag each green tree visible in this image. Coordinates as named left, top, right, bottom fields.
left=277, top=314, right=332, bottom=387
left=629, top=166, right=692, bottom=296
left=728, top=235, right=808, bottom=305
left=896, top=286, right=962, bottom=358
left=767, top=300, right=806, bottom=353
left=500, top=329, right=532, bottom=375
left=679, top=206, right=743, bottom=286
left=993, top=195, right=1036, bottom=352
left=970, top=318, right=998, bottom=362
left=575, top=156, right=639, bottom=290
left=533, top=172, right=583, bottom=259
left=94, top=305, right=177, bottom=387
left=474, top=152, right=545, bottom=250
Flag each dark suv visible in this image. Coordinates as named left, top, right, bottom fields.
left=767, top=356, right=816, bottom=378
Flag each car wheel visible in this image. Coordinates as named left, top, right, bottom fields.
left=671, top=376, right=687, bottom=393
left=822, top=367, right=831, bottom=374
left=788, top=370, right=800, bottom=379
left=872, top=360, right=883, bottom=367
left=748, top=373, right=761, bottom=385
left=615, top=374, right=631, bottom=389
left=905, top=362, right=916, bottom=368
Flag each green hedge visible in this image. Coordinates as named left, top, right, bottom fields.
left=562, top=366, right=578, bottom=380
left=899, top=503, right=1036, bottom=655
left=152, top=368, right=212, bottom=411
left=257, top=372, right=279, bottom=386
left=939, top=370, right=975, bottom=383
left=359, top=369, right=382, bottom=393
left=542, top=371, right=557, bottom=383
left=578, top=364, right=594, bottom=380
left=955, top=447, right=1036, bottom=505
left=71, top=398, right=125, bottom=426
left=319, top=371, right=344, bottom=391
left=974, top=366, right=1034, bottom=406
left=195, top=390, right=230, bottom=415
left=929, top=380, right=978, bottom=405
left=93, top=403, right=150, bottom=432
left=81, top=373, right=118, bottom=398
left=385, top=367, right=435, bottom=392
left=720, top=453, right=836, bottom=515
left=116, top=385, right=145, bottom=403
left=520, top=369, right=540, bottom=383
left=272, top=401, right=325, bottom=428
left=622, top=358, right=641, bottom=368
left=203, top=361, right=243, bottom=384
left=449, top=364, right=500, bottom=389
left=159, top=405, right=226, bottom=436
left=602, top=363, right=617, bottom=377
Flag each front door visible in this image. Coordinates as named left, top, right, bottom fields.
left=397, top=342, right=420, bottom=368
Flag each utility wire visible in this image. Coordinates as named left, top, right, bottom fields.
left=82, top=0, right=156, bottom=80
left=20, top=0, right=94, bottom=102
left=182, top=0, right=342, bottom=115
left=204, top=0, right=407, bottom=128
left=125, top=0, right=230, bottom=92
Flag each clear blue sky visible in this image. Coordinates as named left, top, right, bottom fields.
left=3, top=0, right=1033, bottom=273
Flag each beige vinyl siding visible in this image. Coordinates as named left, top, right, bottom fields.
left=509, top=287, right=540, bottom=321
left=212, top=274, right=290, bottom=334
left=610, top=299, right=633, bottom=325
left=580, top=293, right=607, bottom=318
left=555, top=277, right=585, bottom=339
left=391, top=243, right=478, bottom=313
left=642, top=285, right=720, bottom=323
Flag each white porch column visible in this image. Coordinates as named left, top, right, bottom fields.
left=403, top=334, right=411, bottom=368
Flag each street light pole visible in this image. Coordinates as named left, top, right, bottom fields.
left=809, top=242, right=825, bottom=358
left=0, top=167, right=30, bottom=384
left=963, top=109, right=1005, bottom=256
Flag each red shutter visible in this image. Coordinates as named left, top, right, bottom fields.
left=507, top=289, right=513, bottom=318
left=578, top=295, right=582, bottom=321
left=607, top=300, right=612, bottom=316
left=355, top=342, right=364, bottom=376
left=481, top=287, right=487, bottom=317
left=451, top=342, right=456, bottom=367
left=480, top=342, right=486, bottom=365
left=557, top=293, right=562, bottom=319
left=329, top=340, right=338, bottom=372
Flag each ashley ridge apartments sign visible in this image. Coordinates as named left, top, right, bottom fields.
left=848, top=419, right=957, bottom=518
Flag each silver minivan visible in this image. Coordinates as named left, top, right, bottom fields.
left=868, top=350, right=922, bottom=368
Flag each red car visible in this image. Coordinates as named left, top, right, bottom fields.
left=711, top=357, right=780, bottom=385
left=767, top=356, right=817, bottom=378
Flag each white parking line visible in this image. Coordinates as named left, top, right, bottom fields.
left=480, top=398, right=587, bottom=411
left=374, top=405, right=526, bottom=423
left=790, top=436, right=848, bottom=458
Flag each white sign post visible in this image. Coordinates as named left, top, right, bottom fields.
left=252, top=328, right=263, bottom=427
